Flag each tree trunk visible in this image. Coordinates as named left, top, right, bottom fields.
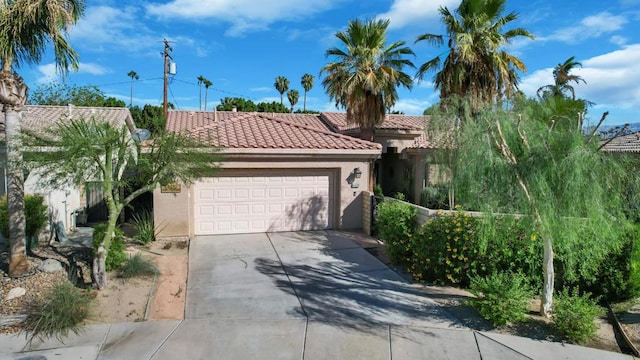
left=1, top=72, right=30, bottom=277
left=540, top=235, right=554, bottom=317
left=92, top=245, right=107, bottom=289
left=360, top=126, right=374, bottom=142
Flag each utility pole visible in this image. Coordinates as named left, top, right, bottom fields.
left=162, top=39, right=173, bottom=119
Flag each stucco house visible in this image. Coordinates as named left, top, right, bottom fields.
left=0, top=105, right=136, bottom=240
left=154, top=110, right=434, bottom=238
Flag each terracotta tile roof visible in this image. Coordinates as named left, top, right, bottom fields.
left=319, top=112, right=427, bottom=132
left=0, top=105, right=134, bottom=142
left=601, top=132, right=640, bottom=153
left=167, top=110, right=382, bottom=151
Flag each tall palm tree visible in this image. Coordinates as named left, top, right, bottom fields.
left=0, top=0, right=85, bottom=277
left=321, top=18, right=415, bottom=141
left=287, top=89, right=299, bottom=113
left=301, top=73, right=314, bottom=112
left=197, top=75, right=206, bottom=111
left=537, top=56, right=586, bottom=100
left=203, top=78, right=213, bottom=111
left=274, top=76, right=289, bottom=106
left=127, top=70, right=139, bottom=108
left=415, top=0, right=534, bottom=114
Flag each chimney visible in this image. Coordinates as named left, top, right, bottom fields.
left=232, top=106, right=237, bottom=113
left=67, top=104, right=74, bottom=117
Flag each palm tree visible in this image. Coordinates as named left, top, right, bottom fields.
left=274, top=76, right=289, bottom=106
left=127, top=70, right=139, bottom=107
left=415, top=0, right=534, bottom=114
left=321, top=18, right=415, bottom=141
left=203, top=79, right=213, bottom=111
left=197, top=75, right=206, bottom=111
left=537, top=56, right=586, bottom=100
left=0, top=0, right=85, bottom=277
left=287, top=89, right=299, bottom=113
left=301, top=73, right=314, bottom=112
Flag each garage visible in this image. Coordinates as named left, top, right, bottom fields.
left=155, top=110, right=382, bottom=238
left=193, top=174, right=332, bottom=235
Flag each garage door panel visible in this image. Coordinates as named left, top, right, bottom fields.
left=193, top=174, right=331, bottom=235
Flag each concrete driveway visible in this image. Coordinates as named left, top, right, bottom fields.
left=1, top=231, right=633, bottom=359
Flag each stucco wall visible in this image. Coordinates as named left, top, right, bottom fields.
left=154, top=158, right=373, bottom=239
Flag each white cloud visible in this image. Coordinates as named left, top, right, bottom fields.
left=543, top=12, right=627, bottom=43
left=34, top=63, right=58, bottom=84
left=391, top=98, right=433, bottom=114
left=519, top=44, right=640, bottom=124
left=610, top=35, right=629, bottom=46
left=378, top=0, right=459, bottom=29
left=78, top=63, right=109, bottom=75
left=34, top=62, right=109, bottom=84
left=145, top=0, right=345, bottom=37
left=250, top=87, right=273, bottom=92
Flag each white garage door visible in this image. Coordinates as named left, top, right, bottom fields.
left=193, top=175, right=331, bottom=235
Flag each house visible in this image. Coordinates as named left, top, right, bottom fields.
left=600, top=131, right=640, bottom=153
left=154, top=110, right=435, bottom=238
left=0, top=105, right=136, bottom=240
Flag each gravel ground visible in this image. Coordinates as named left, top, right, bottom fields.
left=0, top=245, right=85, bottom=335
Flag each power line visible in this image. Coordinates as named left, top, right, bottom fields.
left=172, top=78, right=261, bottom=101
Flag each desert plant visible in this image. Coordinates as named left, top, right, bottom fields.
left=117, top=253, right=159, bottom=278
left=375, top=199, right=417, bottom=264
left=131, top=210, right=165, bottom=245
left=24, top=282, right=93, bottom=343
left=552, top=289, right=603, bottom=344
left=468, top=272, right=533, bottom=326
left=420, top=185, right=449, bottom=209
left=93, top=223, right=127, bottom=271
left=0, top=194, right=49, bottom=251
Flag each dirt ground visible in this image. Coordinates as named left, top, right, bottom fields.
left=91, top=238, right=188, bottom=323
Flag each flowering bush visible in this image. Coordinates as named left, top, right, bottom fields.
left=409, top=210, right=478, bottom=285
left=375, top=199, right=417, bottom=264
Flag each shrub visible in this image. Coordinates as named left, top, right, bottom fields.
left=375, top=199, right=417, bottom=264
left=0, top=194, right=49, bottom=251
left=24, top=282, right=93, bottom=343
left=131, top=210, right=165, bottom=245
left=467, top=272, right=533, bottom=326
left=552, top=289, right=603, bottom=344
left=93, top=223, right=127, bottom=271
left=117, top=253, right=159, bottom=278
left=409, top=211, right=479, bottom=285
left=420, top=185, right=449, bottom=209
left=373, top=183, right=384, bottom=198
left=578, top=224, right=640, bottom=302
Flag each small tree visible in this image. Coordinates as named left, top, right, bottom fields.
left=20, top=116, right=220, bottom=289
left=127, top=71, right=139, bottom=108
left=274, top=76, right=289, bottom=106
left=450, top=97, right=630, bottom=317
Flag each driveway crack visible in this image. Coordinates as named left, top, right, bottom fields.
left=266, top=233, right=309, bottom=319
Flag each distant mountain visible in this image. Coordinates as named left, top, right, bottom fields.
left=592, top=122, right=640, bottom=138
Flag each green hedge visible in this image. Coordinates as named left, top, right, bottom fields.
left=374, top=202, right=640, bottom=302
left=375, top=199, right=417, bottom=264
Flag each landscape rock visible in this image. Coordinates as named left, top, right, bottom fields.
left=38, top=258, right=63, bottom=273
left=6, top=287, right=26, bottom=300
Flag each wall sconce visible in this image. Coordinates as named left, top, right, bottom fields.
left=353, top=167, right=362, bottom=179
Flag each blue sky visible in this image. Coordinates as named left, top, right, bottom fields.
left=18, top=0, right=640, bottom=126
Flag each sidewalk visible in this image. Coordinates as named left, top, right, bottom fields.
left=0, top=319, right=634, bottom=359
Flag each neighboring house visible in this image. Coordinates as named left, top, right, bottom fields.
left=600, top=131, right=640, bottom=153
left=154, top=110, right=435, bottom=237
left=0, top=105, right=136, bottom=240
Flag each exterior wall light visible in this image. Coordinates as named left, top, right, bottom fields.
left=354, top=167, right=362, bottom=179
